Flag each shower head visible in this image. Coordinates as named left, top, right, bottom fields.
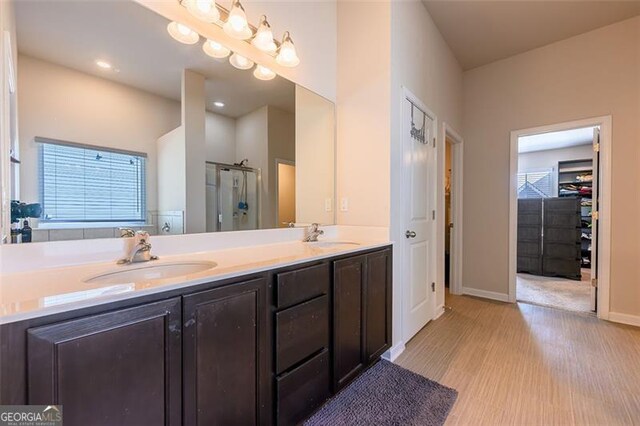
left=235, top=159, right=249, bottom=168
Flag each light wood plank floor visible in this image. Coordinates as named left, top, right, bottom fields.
left=395, top=291, right=640, bottom=425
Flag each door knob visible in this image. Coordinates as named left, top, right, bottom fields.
left=405, top=230, right=416, bottom=238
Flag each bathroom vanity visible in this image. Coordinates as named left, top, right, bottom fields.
left=0, top=243, right=392, bottom=426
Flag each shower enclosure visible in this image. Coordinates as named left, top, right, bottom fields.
left=206, top=162, right=260, bottom=232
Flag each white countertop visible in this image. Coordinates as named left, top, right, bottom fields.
left=0, top=238, right=390, bottom=324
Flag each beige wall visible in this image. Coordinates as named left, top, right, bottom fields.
left=295, top=85, right=335, bottom=225
left=17, top=55, right=181, bottom=216
left=463, top=16, right=640, bottom=316
left=336, top=1, right=391, bottom=228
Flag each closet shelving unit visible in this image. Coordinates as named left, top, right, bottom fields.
left=558, top=159, right=593, bottom=268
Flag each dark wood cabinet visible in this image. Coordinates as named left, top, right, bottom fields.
left=333, top=249, right=392, bottom=390
left=182, top=278, right=269, bottom=426
left=27, top=298, right=182, bottom=426
left=365, top=249, right=392, bottom=363
left=3, top=246, right=392, bottom=426
left=333, top=255, right=366, bottom=390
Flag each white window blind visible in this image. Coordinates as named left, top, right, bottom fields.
left=517, top=170, right=553, bottom=199
left=38, top=138, right=147, bottom=223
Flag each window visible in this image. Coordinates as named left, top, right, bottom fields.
left=38, top=138, right=146, bottom=223
left=517, top=170, right=553, bottom=199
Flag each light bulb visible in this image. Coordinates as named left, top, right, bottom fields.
left=252, top=15, right=276, bottom=53
left=229, top=52, right=254, bottom=70
left=276, top=31, right=300, bottom=67
left=223, top=0, right=252, bottom=40
left=184, top=0, right=220, bottom=23
left=253, top=65, right=276, bottom=81
left=203, top=39, right=231, bottom=59
left=167, top=21, right=199, bottom=45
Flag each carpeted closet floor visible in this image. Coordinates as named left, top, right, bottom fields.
left=516, top=269, right=592, bottom=313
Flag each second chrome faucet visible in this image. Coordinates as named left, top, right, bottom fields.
left=118, top=229, right=158, bottom=264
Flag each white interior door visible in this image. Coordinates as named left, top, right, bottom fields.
left=402, top=94, right=437, bottom=343
left=591, top=127, right=600, bottom=311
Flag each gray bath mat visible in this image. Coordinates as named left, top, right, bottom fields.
left=305, top=360, right=458, bottom=426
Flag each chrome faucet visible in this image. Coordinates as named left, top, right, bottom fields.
left=118, top=229, right=158, bottom=264
left=303, top=223, right=324, bottom=242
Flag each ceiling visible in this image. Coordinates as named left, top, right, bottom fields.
left=518, top=127, right=595, bottom=153
left=15, top=0, right=295, bottom=118
left=422, top=0, right=640, bottom=70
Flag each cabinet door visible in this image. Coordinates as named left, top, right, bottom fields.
left=183, top=278, right=268, bottom=426
left=333, top=255, right=366, bottom=391
left=27, top=298, right=182, bottom=426
left=365, top=249, right=392, bottom=363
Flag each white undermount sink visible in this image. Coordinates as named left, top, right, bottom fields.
left=306, top=241, right=360, bottom=249
left=84, top=261, right=217, bottom=285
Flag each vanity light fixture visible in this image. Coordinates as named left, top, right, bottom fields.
left=213, top=101, right=225, bottom=107
left=203, top=39, right=231, bottom=59
left=167, top=21, right=199, bottom=44
left=252, top=15, right=276, bottom=53
left=95, top=60, right=112, bottom=70
left=229, top=52, right=254, bottom=70
left=253, top=65, right=276, bottom=81
left=183, top=0, right=220, bottom=23
left=223, top=0, right=252, bottom=40
left=276, top=31, right=299, bottom=67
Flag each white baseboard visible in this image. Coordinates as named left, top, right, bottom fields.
left=382, top=341, right=405, bottom=362
left=608, top=312, right=640, bottom=327
left=462, top=286, right=510, bottom=302
left=434, top=304, right=445, bottom=319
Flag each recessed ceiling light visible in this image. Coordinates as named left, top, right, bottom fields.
left=95, top=60, right=112, bottom=70
left=213, top=101, right=225, bottom=108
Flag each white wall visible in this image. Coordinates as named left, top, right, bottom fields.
left=17, top=55, right=181, bottom=216
left=295, top=85, right=335, bottom=225
left=236, top=106, right=269, bottom=227
left=518, top=144, right=593, bottom=197
left=390, top=1, right=464, bottom=332
left=463, top=16, right=640, bottom=317
left=205, top=111, right=236, bottom=165
left=157, top=126, right=185, bottom=213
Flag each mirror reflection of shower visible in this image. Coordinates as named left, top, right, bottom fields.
left=206, top=162, right=260, bottom=232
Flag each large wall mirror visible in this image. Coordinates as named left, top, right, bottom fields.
left=3, top=0, right=335, bottom=243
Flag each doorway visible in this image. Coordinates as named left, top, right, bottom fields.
left=509, top=117, right=612, bottom=318
left=441, top=124, right=463, bottom=296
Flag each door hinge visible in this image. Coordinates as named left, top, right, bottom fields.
left=432, top=210, right=436, bottom=220
left=431, top=282, right=436, bottom=292
left=591, top=278, right=598, bottom=288
left=433, top=137, right=436, bottom=148
left=592, top=211, right=599, bottom=220
left=593, top=142, right=600, bottom=152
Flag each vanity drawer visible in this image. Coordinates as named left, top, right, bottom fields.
left=276, top=295, right=329, bottom=374
left=276, top=263, right=330, bottom=308
left=276, top=349, right=330, bottom=426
